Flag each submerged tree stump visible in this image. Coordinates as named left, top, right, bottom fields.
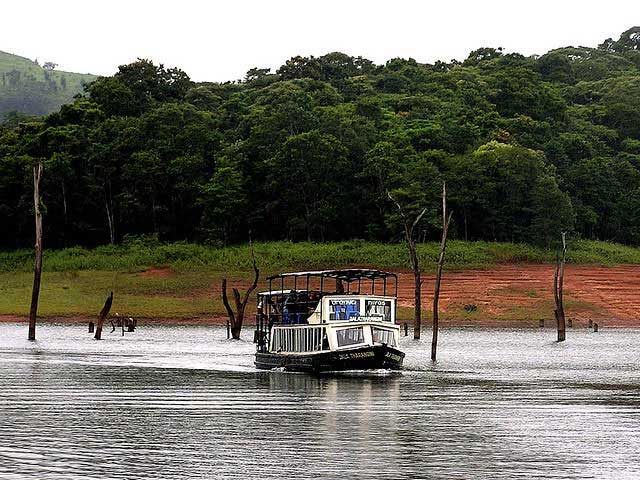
left=110, top=314, right=136, bottom=335
left=553, top=232, right=567, bottom=342
left=94, top=292, right=113, bottom=340
left=222, top=240, right=260, bottom=340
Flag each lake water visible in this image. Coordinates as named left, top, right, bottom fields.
left=0, top=323, right=639, bottom=479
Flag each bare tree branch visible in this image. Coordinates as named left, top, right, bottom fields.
left=554, top=231, right=567, bottom=342
left=94, top=292, right=113, bottom=340
left=432, top=182, right=453, bottom=361
left=221, top=236, right=260, bottom=340
left=28, top=161, right=44, bottom=341
left=387, top=190, right=406, bottom=220
left=241, top=238, right=260, bottom=310
left=411, top=208, right=428, bottom=236
left=387, top=189, right=424, bottom=339
left=221, top=278, right=235, bottom=325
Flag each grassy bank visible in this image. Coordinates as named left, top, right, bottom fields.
left=3, top=239, right=640, bottom=273
left=0, top=269, right=229, bottom=318
left=1, top=240, right=639, bottom=321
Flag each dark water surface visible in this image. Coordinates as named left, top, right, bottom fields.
left=0, top=323, right=639, bottom=479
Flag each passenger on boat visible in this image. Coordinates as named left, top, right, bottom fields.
left=282, top=294, right=308, bottom=325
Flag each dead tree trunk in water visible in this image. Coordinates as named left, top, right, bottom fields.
left=553, top=232, right=567, bottom=342
left=94, top=292, right=113, bottom=340
left=388, top=191, right=427, bottom=340
left=222, top=278, right=235, bottom=336
left=28, top=162, right=44, bottom=341
left=222, top=242, right=260, bottom=340
left=432, top=182, right=453, bottom=361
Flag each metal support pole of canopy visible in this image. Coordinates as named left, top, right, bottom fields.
left=320, top=275, right=324, bottom=321
left=394, top=275, right=398, bottom=322
left=268, top=278, right=273, bottom=345
left=281, top=276, right=285, bottom=323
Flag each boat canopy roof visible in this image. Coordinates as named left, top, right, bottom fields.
left=267, top=269, right=397, bottom=282
left=257, top=289, right=293, bottom=297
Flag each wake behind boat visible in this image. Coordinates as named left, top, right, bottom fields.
left=254, top=269, right=405, bottom=373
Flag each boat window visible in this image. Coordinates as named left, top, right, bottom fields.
left=336, top=327, right=365, bottom=347
left=281, top=291, right=321, bottom=325
left=328, top=299, right=360, bottom=321
left=372, top=327, right=396, bottom=347
left=365, top=299, right=392, bottom=322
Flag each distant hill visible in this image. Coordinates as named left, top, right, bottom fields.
left=0, top=51, right=96, bottom=119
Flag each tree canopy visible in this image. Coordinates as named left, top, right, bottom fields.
left=2, top=28, right=640, bottom=248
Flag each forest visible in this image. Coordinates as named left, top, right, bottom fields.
left=1, top=27, right=639, bottom=250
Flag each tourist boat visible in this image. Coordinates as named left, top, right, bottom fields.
left=254, top=269, right=405, bottom=373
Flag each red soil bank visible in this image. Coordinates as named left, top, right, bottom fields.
left=396, top=264, right=640, bottom=327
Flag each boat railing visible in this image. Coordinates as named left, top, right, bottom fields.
left=271, top=324, right=327, bottom=353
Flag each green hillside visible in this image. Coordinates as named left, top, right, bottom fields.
left=0, top=51, right=96, bottom=119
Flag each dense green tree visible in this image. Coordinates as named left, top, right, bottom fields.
left=444, top=142, right=574, bottom=243
left=267, top=130, right=351, bottom=241
left=1, top=31, right=640, bottom=249
left=87, top=77, right=136, bottom=117
left=600, top=27, right=640, bottom=53
left=363, top=139, right=443, bottom=239
left=199, top=158, right=248, bottom=244
left=564, top=156, right=640, bottom=240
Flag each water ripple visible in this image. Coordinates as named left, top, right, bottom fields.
left=0, top=323, right=639, bottom=479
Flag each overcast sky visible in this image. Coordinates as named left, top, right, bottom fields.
left=2, top=0, right=639, bottom=82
